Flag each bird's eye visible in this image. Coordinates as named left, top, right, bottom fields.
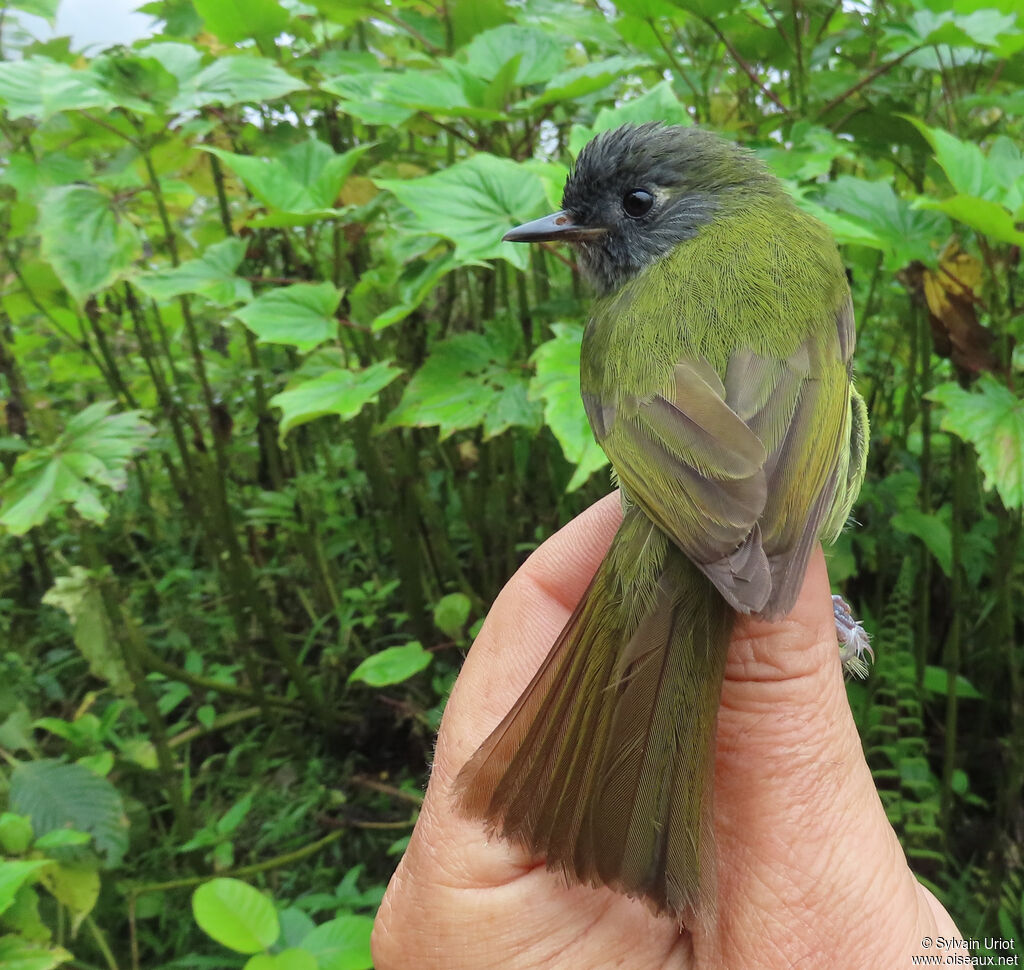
left=622, top=188, right=654, bottom=218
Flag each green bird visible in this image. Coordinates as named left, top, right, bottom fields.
left=455, top=123, right=869, bottom=921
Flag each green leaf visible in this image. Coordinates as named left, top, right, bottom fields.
left=89, top=52, right=179, bottom=113
left=386, top=331, right=542, bottom=439
left=368, top=254, right=458, bottom=332
left=9, top=0, right=59, bottom=19
left=0, top=57, right=117, bottom=121
left=324, top=68, right=507, bottom=122
left=0, top=814, right=34, bottom=855
left=433, top=593, right=471, bottom=637
left=202, top=141, right=370, bottom=214
left=33, top=829, right=91, bottom=850
left=915, top=195, right=1024, bottom=247
left=817, top=176, right=947, bottom=270
left=135, top=239, right=252, bottom=305
left=270, top=361, right=402, bottom=439
left=348, top=642, right=432, bottom=687
left=461, top=25, right=564, bottom=85
left=0, top=403, right=154, bottom=535
left=525, top=56, right=647, bottom=108
left=376, top=154, right=547, bottom=270
left=9, top=760, right=129, bottom=867
left=530, top=324, right=609, bottom=491
left=278, top=908, right=317, bottom=948
left=193, top=0, right=289, bottom=43
left=0, top=935, right=73, bottom=970
left=1, top=883, right=49, bottom=944
left=0, top=861, right=49, bottom=918
left=139, top=41, right=205, bottom=84
left=318, top=75, right=414, bottom=127
left=192, top=878, right=279, bottom=954
left=233, top=283, right=343, bottom=352
left=42, top=567, right=132, bottom=695
left=38, top=186, right=141, bottom=304
left=300, top=914, right=375, bottom=970
left=927, top=378, right=1024, bottom=509
left=902, top=118, right=993, bottom=198
left=170, top=56, right=304, bottom=112
left=891, top=509, right=953, bottom=577
left=922, top=666, right=984, bottom=700
left=245, top=951, right=318, bottom=970
left=898, top=9, right=1017, bottom=50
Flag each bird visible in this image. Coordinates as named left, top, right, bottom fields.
left=454, top=122, right=870, bottom=922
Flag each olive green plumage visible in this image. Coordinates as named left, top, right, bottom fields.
left=456, top=122, right=868, bottom=920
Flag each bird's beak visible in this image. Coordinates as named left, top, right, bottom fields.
left=503, top=211, right=607, bottom=243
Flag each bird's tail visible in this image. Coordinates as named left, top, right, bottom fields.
left=455, top=506, right=734, bottom=920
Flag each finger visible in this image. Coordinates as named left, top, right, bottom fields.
left=704, top=546, right=942, bottom=966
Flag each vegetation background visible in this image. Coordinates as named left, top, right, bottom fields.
left=0, top=0, right=1022, bottom=965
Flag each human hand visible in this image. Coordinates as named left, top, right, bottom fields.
left=372, top=493, right=961, bottom=968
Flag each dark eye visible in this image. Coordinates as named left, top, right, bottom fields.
left=622, top=188, right=654, bottom=218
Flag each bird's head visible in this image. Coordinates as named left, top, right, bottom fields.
left=504, top=123, right=775, bottom=295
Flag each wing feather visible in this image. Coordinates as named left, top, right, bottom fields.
left=592, top=297, right=856, bottom=617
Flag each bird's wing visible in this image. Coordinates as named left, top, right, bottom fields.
left=587, top=298, right=854, bottom=619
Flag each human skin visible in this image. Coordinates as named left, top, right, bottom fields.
left=372, top=492, right=961, bottom=968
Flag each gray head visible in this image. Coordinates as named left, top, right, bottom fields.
left=505, top=123, right=776, bottom=294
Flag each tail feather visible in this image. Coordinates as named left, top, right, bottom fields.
left=455, top=508, right=733, bottom=919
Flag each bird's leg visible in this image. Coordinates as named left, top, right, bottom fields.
left=833, top=595, right=873, bottom=679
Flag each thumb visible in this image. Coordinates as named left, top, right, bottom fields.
left=703, top=546, right=960, bottom=966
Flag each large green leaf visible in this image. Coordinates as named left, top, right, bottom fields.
left=817, top=176, right=947, bottom=269
left=89, top=52, right=179, bottom=114
left=38, top=186, right=141, bottom=304
left=193, top=0, right=289, bottom=43
left=139, top=41, right=205, bottom=84
left=0, top=403, right=154, bottom=535
left=897, top=8, right=1018, bottom=51
left=524, top=56, right=648, bottom=109
left=530, top=324, right=609, bottom=491
left=9, top=760, right=129, bottom=867
left=904, top=119, right=993, bottom=198
left=233, top=283, right=343, bottom=352
left=134, top=238, right=252, bottom=305
left=202, top=141, right=370, bottom=214
left=318, top=75, right=414, bottom=126
left=916, top=194, right=1024, bottom=246
left=192, top=879, right=279, bottom=954
left=376, top=154, right=547, bottom=270
left=386, top=331, right=542, bottom=439
left=0, top=57, right=117, bottom=121
left=170, top=56, right=304, bottom=112
left=349, top=643, right=432, bottom=688
left=927, top=378, right=1024, bottom=509
left=270, top=360, right=402, bottom=439
left=41, top=568, right=132, bottom=695
left=324, top=68, right=508, bottom=122
left=460, top=24, right=564, bottom=84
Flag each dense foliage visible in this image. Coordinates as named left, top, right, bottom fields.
left=0, top=0, right=1022, bottom=965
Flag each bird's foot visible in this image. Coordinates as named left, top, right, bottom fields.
left=833, top=595, right=873, bottom=679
